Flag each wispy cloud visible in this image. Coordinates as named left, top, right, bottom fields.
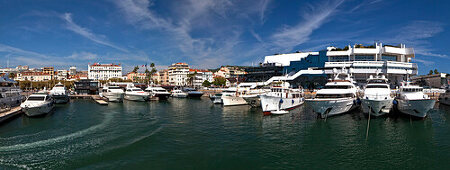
left=270, top=0, right=345, bottom=51
left=62, top=13, right=129, bottom=52
left=259, top=0, right=271, bottom=23
left=0, top=43, right=48, bottom=58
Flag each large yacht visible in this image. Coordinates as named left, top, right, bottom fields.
left=100, top=85, right=124, bottom=102
left=221, top=87, right=247, bottom=106
left=361, top=75, right=393, bottom=116
left=439, top=85, right=450, bottom=106
left=259, top=82, right=304, bottom=115
left=145, top=86, right=171, bottom=100
left=305, top=70, right=359, bottom=119
left=171, top=89, right=188, bottom=98
left=21, top=92, right=54, bottom=117
left=124, top=84, right=149, bottom=101
left=0, top=75, right=23, bottom=108
left=184, top=88, right=204, bottom=98
left=395, top=82, right=435, bottom=118
left=49, top=82, right=70, bottom=104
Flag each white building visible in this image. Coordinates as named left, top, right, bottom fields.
left=88, top=63, right=122, bottom=80
left=263, top=43, right=419, bottom=86
left=15, top=72, right=52, bottom=81
left=168, top=63, right=190, bottom=86
left=69, top=66, right=77, bottom=75
left=56, top=70, right=68, bottom=80
left=190, top=69, right=213, bottom=87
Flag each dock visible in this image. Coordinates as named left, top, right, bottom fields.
left=92, top=95, right=108, bottom=105
left=0, top=106, right=23, bottom=124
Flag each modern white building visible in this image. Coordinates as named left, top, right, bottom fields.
left=168, top=63, right=190, bottom=86
left=88, top=63, right=122, bottom=81
left=262, top=43, right=419, bottom=86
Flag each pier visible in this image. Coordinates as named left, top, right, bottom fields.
left=0, top=106, right=23, bottom=125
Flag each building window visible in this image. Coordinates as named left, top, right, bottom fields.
left=382, top=55, right=397, bottom=61
left=329, top=56, right=349, bottom=62
left=354, top=55, right=375, bottom=61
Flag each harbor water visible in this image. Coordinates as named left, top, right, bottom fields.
left=1, top=98, right=450, bottom=169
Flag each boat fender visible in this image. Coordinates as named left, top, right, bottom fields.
left=279, top=99, right=283, bottom=103
left=393, top=99, right=398, bottom=105
left=356, top=98, right=361, bottom=105
left=292, top=100, right=294, bottom=104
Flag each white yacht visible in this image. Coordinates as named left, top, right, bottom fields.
left=0, top=75, right=23, bottom=108
left=395, top=82, right=435, bottom=118
left=305, top=71, right=359, bottom=119
left=100, top=85, right=124, bottom=102
left=171, top=89, right=188, bottom=98
left=21, top=92, right=54, bottom=117
left=49, top=82, right=70, bottom=104
left=259, top=82, right=304, bottom=115
left=124, top=84, right=149, bottom=101
left=361, top=75, right=394, bottom=116
left=221, top=87, right=247, bottom=106
left=439, top=85, right=450, bottom=106
left=209, top=93, right=223, bottom=104
left=145, top=86, right=171, bottom=100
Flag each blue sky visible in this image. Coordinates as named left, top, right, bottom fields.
left=0, top=0, right=449, bottom=74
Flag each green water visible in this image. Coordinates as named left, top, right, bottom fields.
left=0, top=98, right=449, bottom=169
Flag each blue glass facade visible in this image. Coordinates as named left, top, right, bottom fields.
left=283, top=51, right=328, bottom=75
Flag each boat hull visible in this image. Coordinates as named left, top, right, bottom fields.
left=154, top=93, right=171, bottom=100
left=305, top=98, right=356, bottom=119
left=53, top=95, right=70, bottom=104
left=396, top=99, right=435, bottom=118
left=125, top=94, right=148, bottom=101
left=172, top=93, right=188, bottom=98
left=439, top=94, right=450, bottom=106
left=23, top=103, right=54, bottom=117
left=361, top=98, right=393, bottom=116
left=105, top=93, right=124, bottom=102
left=222, top=96, right=247, bottom=106
left=243, top=95, right=261, bottom=107
left=260, top=95, right=304, bottom=113
left=188, top=92, right=204, bottom=98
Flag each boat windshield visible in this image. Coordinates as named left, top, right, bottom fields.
left=315, top=93, right=354, bottom=98
left=366, top=85, right=388, bottom=88
left=403, top=88, right=422, bottom=92
left=109, top=87, right=122, bottom=89
left=132, top=89, right=143, bottom=91
left=368, top=79, right=387, bottom=84
left=28, top=96, right=45, bottom=101
left=324, top=85, right=351, bottom=89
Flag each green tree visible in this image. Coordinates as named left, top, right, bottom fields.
left=8, top=73, right=16, bottom=79
left=212, top=77, right=226, bottom=86
left=132, top=66, right=139, bottom=73
left=434, top=69, right=439, bottom=74
left=202, top=80, right=211, bottom=87
left=187, top=71, right=198, bottom=87
left=428, top=70, right=433, bottom=75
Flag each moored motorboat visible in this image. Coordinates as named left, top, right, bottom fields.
left=100, top=85, right=124, bottom=102
left=361, top=75, right=393, bottom=116
left=171, top=89, right=188, bottom=98
left=209, top=93, right=223, bottom=104
left=0, top=74, right=23, bottom=108
left=439, top=85, right=450, bottom=106
left=125, top=84, right=149, bottom=101
left=21, top=92, right=54, bottom=117
left=184, top=88, right=204, bottom=98
left=145, top=86, right=171, bottom=100
left=221, top=87, right=247, bottom=106
left=395, top=82, right=435, bottom=118
left=49, top=82, right=70, bottom=104
left=260, top=82, right=304, bottom=115
left=305, top=70, right=359, bottom=119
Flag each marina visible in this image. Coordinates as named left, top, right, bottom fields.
left=0, top=99, right=449, bottom=169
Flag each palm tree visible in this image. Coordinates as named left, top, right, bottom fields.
left=187, top=71, right=197, bottom=87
